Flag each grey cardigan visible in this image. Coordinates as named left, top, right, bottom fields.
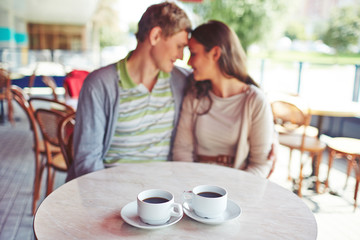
left=66, top=64, right=191, bottom=181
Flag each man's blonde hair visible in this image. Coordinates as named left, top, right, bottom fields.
left=135, top=2, right=192, bottom=42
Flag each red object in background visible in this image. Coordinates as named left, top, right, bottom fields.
left=63, top=70, right=89, bottom=99
left=179, top=0, right=203, bottom=2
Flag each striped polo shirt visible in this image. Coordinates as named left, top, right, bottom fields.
left=103, top=56, right=175, bottom=165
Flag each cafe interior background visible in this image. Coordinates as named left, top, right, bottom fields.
left=2, top=0, right=360, bottom=137
left=1, top=0, right=360, bottom=239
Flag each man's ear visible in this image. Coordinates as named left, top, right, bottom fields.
left=149, top=26, right=162, bottom=46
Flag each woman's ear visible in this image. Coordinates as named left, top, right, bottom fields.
left=211, top=46, right=222, bottom=62
left=149, top=26, right=162, bottom=46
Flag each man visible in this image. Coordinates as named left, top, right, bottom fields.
left=66, top=2, right=192, bottom=181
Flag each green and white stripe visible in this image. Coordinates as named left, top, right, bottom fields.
left=104, top=56, right=175, bottom=165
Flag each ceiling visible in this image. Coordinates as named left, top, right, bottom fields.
left=1, top=0, right=202, bottom=26
left=3, top=0, right=100, bottom=25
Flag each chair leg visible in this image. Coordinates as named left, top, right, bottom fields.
left=345, top=156, right=354, bottom=190
left=32, top=152, right=43, bottom=215
left=32, top=185, right=39, bottom=215
left=354, top=160, right=360, bottom=211
left=354, top=178, right=359, bottom=211
left=298, top=163, right=303, bottom=198
left=298, top=151, right=305, bottom=198
left=46, top=166, right=55, bottom=196
left=45, top=146, right=55, bottom=196
left=315, top=151, right=323, bottom=193
left=288, top=149, right=293, bottom=181
left=7, top=98, right=14, bottom=125
left=32, top=165, right=40, bottom=214
left=325, top=149, right=335, bottom=189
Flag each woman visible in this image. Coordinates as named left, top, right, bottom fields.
left=173, top=20, right=274, bottom=177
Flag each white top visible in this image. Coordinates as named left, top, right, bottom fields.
left=196, top=91, right=248, bottom=156
left=173, top=85, right=275, bottom=177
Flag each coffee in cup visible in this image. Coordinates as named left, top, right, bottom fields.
left=183, top=185, right=227, bottom=219
left=137, top=189, right=183, bottom=225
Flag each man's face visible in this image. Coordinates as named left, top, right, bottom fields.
left=151, top=30, right=189, bottom=73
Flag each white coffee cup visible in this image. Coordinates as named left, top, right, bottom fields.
left=183, top=185, right=227, bottom=219
left=137, top=189, right=183, bottom=225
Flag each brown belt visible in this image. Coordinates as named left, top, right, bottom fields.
left=196, top=154, right=235, bottom=167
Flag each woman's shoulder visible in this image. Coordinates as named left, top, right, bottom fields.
left=246, top=85, right=271, bottom=108
left=247, top=85, right=267, bottom=99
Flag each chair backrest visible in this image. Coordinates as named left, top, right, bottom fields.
left=28, top=72, right=36, bottom=88
left=11, top=85, right=33, bottom=125
left=271, top=100, right=311, bottom=151
left=31, top=96, right=75, bottom=148
left=58, top=113, right=76, bottom=168
left=29, top=97, right=75, bottom=115
left=0, top=68, right=11, bottom=97
left=11, top=86, right=46, bottom=157
left=35, top=109, right=69, bottom=148
left=27, top=96, right=74, bottom=146
left=271, top=100, right=311, bottom=131
left=42, top=75, right=58, bottom=101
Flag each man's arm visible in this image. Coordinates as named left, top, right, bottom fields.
left=67, top=73, right=108, bottom=181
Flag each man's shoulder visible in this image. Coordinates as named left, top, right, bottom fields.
left=83, top=63, right=117, bottom=87
left=88, top=64, right=117, bottom=80
left=169, top=66, right=192, bottom=97
left=171, top=65, right=192, bottom=79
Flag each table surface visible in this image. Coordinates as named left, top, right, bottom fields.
left=268, top=92, right=360, bottom=118
left=327, top=137, right=360, bottom=155
left=33, top=162, right=317, bottom=240
left=10, top=72, right=24, bottom=80
left=308, top=100, right=360, bottom=117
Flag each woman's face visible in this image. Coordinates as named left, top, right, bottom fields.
left=187, top=38, right=217, bottom=81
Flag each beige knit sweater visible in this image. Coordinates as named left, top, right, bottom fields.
left=173, top=85, right=274, bottom=177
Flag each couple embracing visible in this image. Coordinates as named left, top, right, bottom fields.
left=66, top=1, right=275, bottom=182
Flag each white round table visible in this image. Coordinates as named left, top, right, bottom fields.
left=34, top=162, right=317, bottom=239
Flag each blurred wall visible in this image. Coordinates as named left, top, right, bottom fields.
left=0, top=0, right=100, bottom=71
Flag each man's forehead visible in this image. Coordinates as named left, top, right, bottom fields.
left=172, top=30, right=189, bottom=42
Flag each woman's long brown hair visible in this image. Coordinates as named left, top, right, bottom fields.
left=188, top=20, right=258, bottom=115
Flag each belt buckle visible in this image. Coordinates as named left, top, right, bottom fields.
left=217, top=155, right=230, bottom=166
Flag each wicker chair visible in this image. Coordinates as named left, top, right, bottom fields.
left=0, top=68, right=14, bottom=125
left=42, top=75, right=59, bottom=101
left=11, top=85, right=74, bottom=214
left=324, top=137, right=360, bottom=210
left=58, top=112, right=76, bottom=169
left=271, top=98, right=326, bottom=197
left=34, top=108, right=74, bottom=196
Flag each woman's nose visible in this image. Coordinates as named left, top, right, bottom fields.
left=187, top=57, right=192, bottom=66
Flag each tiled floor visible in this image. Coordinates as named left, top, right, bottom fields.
left=0, top=101, right=360, bottom=240
left=0, top=101, right=67, bottom=240
left=269, top=146, right=360, bottom=240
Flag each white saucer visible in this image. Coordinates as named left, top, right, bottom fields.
left=183, top=199, right=241, bottom=225
left=120, top=201, right=183, bottom=230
